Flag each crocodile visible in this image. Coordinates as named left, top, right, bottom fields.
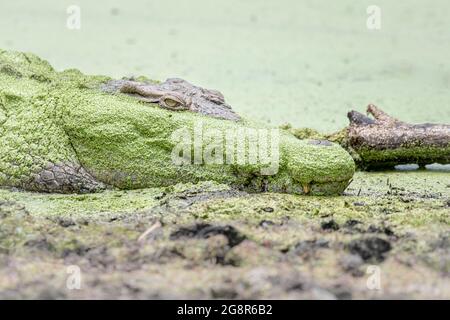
left=0, top=49, right=355, bottom=195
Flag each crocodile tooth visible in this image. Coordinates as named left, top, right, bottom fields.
left=302, top=183, right=311, bottom=195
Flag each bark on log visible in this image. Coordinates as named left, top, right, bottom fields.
left=346, top=104, right=450, bottom=169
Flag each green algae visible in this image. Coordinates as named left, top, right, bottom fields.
left=0, top=188, right=160, bottom=221
left=0, top=181, right=234, bottom=220
left=356, top=146, right=450, bottom=168
left=280, top=124, right=327, bottom=141
left=0, top=171, right=447, bottom=226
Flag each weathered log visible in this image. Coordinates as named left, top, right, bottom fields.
left=346, top=104, right=450, bottom=169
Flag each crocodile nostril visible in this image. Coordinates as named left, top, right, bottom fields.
left=308, top=139, right=333, bottom=146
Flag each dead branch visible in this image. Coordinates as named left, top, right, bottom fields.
left=346, top=104, right=450, bottom=169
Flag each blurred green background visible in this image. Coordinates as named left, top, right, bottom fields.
left=1, top=0, right=449, bottom=132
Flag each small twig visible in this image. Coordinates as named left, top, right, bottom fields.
left=137, top=220, right=162, bottom=243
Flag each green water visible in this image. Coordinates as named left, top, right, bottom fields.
left=1, top=0, right=450, bottom=132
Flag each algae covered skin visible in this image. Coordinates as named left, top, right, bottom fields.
left=0, top=50, right=355, bottom=195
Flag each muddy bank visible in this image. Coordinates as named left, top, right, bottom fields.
left=0, top=171, right=448, bottom=299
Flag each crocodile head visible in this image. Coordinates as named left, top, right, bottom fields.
left=103, top=78, right=241, bottom=121
left=0, top=50, right=355, bottom=195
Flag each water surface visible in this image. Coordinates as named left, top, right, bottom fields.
left=1, top=0, right=449, bottom=132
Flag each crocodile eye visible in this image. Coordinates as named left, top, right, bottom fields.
left=161, top=94, right=188, bottom=111
left=165, top=98, right=181, bottom=108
